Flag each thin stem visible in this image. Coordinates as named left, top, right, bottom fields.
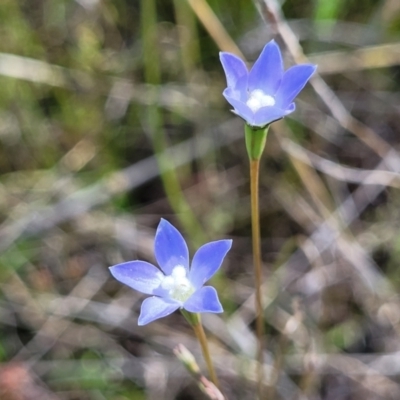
left=192, top=316, right=219, bottom=388
left=140, top=0, right=206, bottom=248
left=250, top=158, right=264, bottom=399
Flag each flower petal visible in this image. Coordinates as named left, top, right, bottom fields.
left=248, top=40, right=284, bottom=94
left=234, top=74, right=249, bottom=98
left=109, top=261, right=163, bottom=295
left=252, top=105, right=292, bottom=127
left=138, top=296, right=180, bottom=325
left=275, top=64, right=316, bottom=109
left=223, top=76, right=248, bottom=102
left=219, top=52, right=248, bottom=89
left=183, top=286, right=223, bottom=313
left=189, top=240, right=232, bottom=289
left=154, top=219, right=189, bottom=275
left=222, top=91, right=254, bottom=124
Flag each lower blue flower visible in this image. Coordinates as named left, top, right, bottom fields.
left=109, top=219, right=232, bottom=325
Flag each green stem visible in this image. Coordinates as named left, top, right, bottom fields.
left=250, top=158, right=264, bottom=399
left=181, top=310, right=219, bottom=388
left=140, top=0, right=206, bottom=247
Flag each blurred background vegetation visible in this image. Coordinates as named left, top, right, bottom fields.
left=1, top=0, right=400, bottom=399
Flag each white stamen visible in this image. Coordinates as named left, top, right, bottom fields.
left=171, top=265, right=187, bottom=278
left=160, top=265, right=194, bottom=302
left=161, top=276, right=174, bottom=290
left=246, top=89, right=275, bottom=113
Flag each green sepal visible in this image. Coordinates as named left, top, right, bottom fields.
left=181, top=309, right=201, bottom=327
left=245, top=124, right=269, bottom=161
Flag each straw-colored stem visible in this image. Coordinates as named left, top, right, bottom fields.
left=250, top=158, right=264, bottom=398
left=192, top=321, right=219, bottom=387
left=181, top=310, right=219, bottom=388
left=192, top=318, right=219, bottom=388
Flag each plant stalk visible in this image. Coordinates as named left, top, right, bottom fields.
left=181, top=310, right=219, bottom=388
left=250, top=158, right=264, bottom=399
left=192, top=320, right=219, bottom=388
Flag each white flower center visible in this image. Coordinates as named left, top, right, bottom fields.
left=246, top=89, right=275, bottom=113
left=160, top=265, right=194, bottom=302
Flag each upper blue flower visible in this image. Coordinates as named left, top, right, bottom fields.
left=109, top=219, right=232, bottom=325
left=220, top=40, right=317, bottom=128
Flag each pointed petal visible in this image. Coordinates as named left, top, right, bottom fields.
left=189, top=240, right=232, bottom=289
left=223, top=76, right=248, bottom=102
left=223, top=90, right=254, bottom=125
left=286, top=102, right=296, bottom=112
left=138, top=296, right=180, bottom=325
left=183, top=286, right=223, bottom=313
left=154, top=219, right=189, bottom=275
left=223, top=86, right=241, bottom=101
left=234, top=74, right=249, bottom=98
left=109, top=261, right=163, bottom=295
left=275, top=64, right=316, bottom=109
left=252, top=104, right=294, bottom=127
left=248, top=40, right=284, bottom=94
left=220, top=52, right=248, bottom=89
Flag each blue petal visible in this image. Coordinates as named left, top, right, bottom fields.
left=275, top=64, right=316, bottom=109
left=286, top=102, right=296, bottom=112
left=220, top=52, right=248, bottom=89
left=154, top=219, right=189, bottom=275
left=222, top=91, right=254, bottom=124
left=109, top=261, right=164, bottom=295
left=189, top=240, right=232, bottom=289
left=252, top=105, right=292, bottom=127
left=223, top=86, right=241, bottom=101
left=183, top=286, right=223, bottom=313
left=234, top=74, right=249, bottom=98
left=138, top=296, right=180, bottom=325
left=223, top=76, right=248, bottom=102
left=248, top=40, right=284, bottom=94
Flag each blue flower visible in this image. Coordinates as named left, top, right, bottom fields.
left=220, top=40, right=317, bottom=128
left=109, top=219, right=232, bottom=325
